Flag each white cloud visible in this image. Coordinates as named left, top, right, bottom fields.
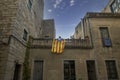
left=48, top=9, right=52, bottom=12
left=53, top=4, right=57, bottom=8
left=70, top=0, right=75, bottom=6
left=53, top=0, right=63, bottom=8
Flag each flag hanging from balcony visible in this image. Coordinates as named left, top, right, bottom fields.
left=51, top=38, right=65, bottom=54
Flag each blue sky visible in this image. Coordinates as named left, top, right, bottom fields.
left=44, top=0, right=109, bottom=39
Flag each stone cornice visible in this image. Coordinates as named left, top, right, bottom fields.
left=85, top=12, right=120, bottom=18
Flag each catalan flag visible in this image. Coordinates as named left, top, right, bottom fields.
left=51, top=39, right=65, bottom=54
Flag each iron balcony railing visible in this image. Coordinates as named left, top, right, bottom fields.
left=30, top=38, right=93, bottom=49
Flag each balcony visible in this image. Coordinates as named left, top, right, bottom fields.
left=30, top=38, right=93, bottom=49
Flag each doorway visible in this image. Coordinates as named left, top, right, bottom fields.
left=13, top=63, right=21, bottom=80
left=33, top=60, right=43, bottom=80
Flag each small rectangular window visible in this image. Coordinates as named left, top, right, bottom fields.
left=100, top=27, right=112, bottom=47
left=105, top=60, right=119, bottom=80
left=23, top=29, right=28, bottom=41
left=27, top=0, right=32, bottom=10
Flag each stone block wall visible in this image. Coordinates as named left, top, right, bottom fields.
left=102, top=0, right=114, bottom=13
left=0, top=44, right=9, bottom=80
left=32, top=0, right=44, bottom=38
left=0, top=0, right=19, bottom=80
left=0, top=0, right=18, bottom=43
left=41, top=19, right=55, bottom=38
left=0, top=0, right=44, bottom=80
left=29, top=16, right=120, bottom=80
left=73, top=22, right=84, bottom=39
left=89, top=17, right=120, bottom=78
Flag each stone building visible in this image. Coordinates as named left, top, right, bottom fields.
left=73, top=0, right=120, bottom=40
left=102, top=0, right=120, bottom=13
left=0, top=0, right=45, bottom=80
left=1, top=0, right=120, bottom=80
left=30, top=12, right=120, bottom=80
left=41, top=19, right=56, bottom=39
left=72, top=21, right=84, bottom=39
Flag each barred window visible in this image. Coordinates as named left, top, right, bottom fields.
left=64, top=60, right=76, bottom=80
left=105, top=60, right=119, bottom=80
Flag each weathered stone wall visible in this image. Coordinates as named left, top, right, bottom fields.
left=11, top=0, right=44, bottom=41
left=2, top=37, right=26, bottom=80
left=0, top=45, right=9, bottom=80
left=102, top=0, right=120, bottom=13
left=29, top=49, right=92, bottom=80
left=0, top=0, right=18, bottom=43
left=41, top=19, right=55, bottom=38
left=30, top=47, right=120, bottom=80
left=29, top=17, right=120, bottom=80
left=73, top=22, right=83, bottom=39
left=102, top=0, right=114, bottom=13
left=88, top=17, right=120, bottom=79
left=0, top=0, right=19, bottom=80
left=0, top=0, right=44, bottom=80
left=32, top=0, right=44, bottom=38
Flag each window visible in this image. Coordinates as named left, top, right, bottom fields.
left=86, top=60, right=97, bottom=80
left=105, top=60, right=118, bottom=80
left=64, top=60, right=76, bottom=80
left=100, top=27, right=112, bottom=47
left=27, top=0, right=32, bottom=10
left=118, top=0, right=120, bottom=8
left=110, top=0, right=120, bottom=13
left=23, top=29, right=28, bottom=41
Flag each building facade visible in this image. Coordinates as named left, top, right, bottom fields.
left=0, top=0, right=120, bottom=80
left=0, top=0, right=45, bottom=80
left=29, top=13, right=120, bottom=80
left=41, top=19, right=56, bottom=39
left=102, top=0, right=120, bottom=13
left=72, top=21, right=84, bottom=39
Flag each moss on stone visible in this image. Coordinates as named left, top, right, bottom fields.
left=23, top=39, right=31, bottom=80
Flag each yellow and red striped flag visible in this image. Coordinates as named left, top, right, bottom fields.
left=51, top=39, right=65, bottom=54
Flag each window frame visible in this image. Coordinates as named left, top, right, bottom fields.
left=27, top=0, right=33, bottom=10
left=110, top=0, right=120, bottom=13
left=64, top=60, right=76, bottom=80
left=23, top=29, right=28, bottom=41
left=99, top=27, right=112, bottom=47
left=105, top=60, right=119, bottom=80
